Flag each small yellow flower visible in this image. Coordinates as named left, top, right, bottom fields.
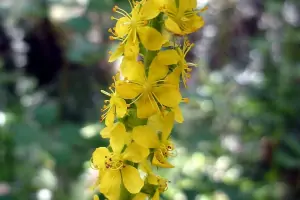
left=116, top=56, right=181, bottom=118
left=140, top=161, right=169, bottom=200
left=132, top=112, right=176, bottom=168
left=176, top=39, right=196, bottom=87
left=109, top=1, right=165, bottom=55
left=152, top=177, right=169, bottom=200
left=164, top=0, right=206, bottom=35
left=92, top=145, right=145, bottom=198
left=101, top=122, right=150, bottom=163
left=100, top=74, right=128, bottom=127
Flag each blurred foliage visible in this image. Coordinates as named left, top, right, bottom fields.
left=0, top=0, right=300, bottom=200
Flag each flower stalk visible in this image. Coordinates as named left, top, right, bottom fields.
left=92, top=0, right=206, bottom=200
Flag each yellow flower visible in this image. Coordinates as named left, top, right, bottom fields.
left=164, top=0, right=206, bottom=35
left=109, top=1, right=165, bottom=56
left=100, top=74, right=128, bottom=127
left=176, top=39, right=196, bottom=87
left=92, top=122, right=151, bottom=197
left=92, top=145, right=145, bottom=198
left=140, top=161, right=169, bottom=200
left=100, top=122, right=150, bottom=163
left=132, top=112, right=176, bottom=168
left=116, top=54, right=181, bottom=118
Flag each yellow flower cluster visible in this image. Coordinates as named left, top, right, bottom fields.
left=92, top=0, right=206, bottom=199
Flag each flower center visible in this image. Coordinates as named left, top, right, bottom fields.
left=143, top=81, right=153, bottom=93
left=104, top=153, right=124, bottom=170
left=130, top=19, right=137, bottom=28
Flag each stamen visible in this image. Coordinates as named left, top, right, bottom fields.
left=101, top=90, right=111, bottom=96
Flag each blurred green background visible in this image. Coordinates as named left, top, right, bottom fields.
left=0, top=0, right=299, bottom=199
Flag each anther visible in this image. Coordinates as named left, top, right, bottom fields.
left=112, top=5, right=119, bottom=12
left=182, top=97, right=189, bottom=103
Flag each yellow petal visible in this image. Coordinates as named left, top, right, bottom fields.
left=187, top=0, right=197, bottom=9
left=165, top=66, right=181, bottom=85
left=116, top=82, right=143, bottom=99
left=148, top=173, right=159, bottom=185
left=153, top=86, right=182, bottom=107
left=136, top=94, right=157, bottom=118
left=165, top=18, right=182, bottom=35
left=148, top=49, right=180, bottom=82
left=122, top=142, right=149, bottom=163
left=100, top=170, right=121, bottom=199
left=139, top=160, right=152, bottom=173
left=140, top=0, right=160, bottom=20
left=100, top=125, right=113, bottom=138
left=153, top=49, right=180, bottom=66
left=120, top=59, right=145, bottom=83
left=152, top=190, right=160, bottom=200
left=124, top=38, right=139, bottom=59
left=173, top=106, right=184, bottom=123
left=133, top=193, right=149, bottom=200
left=147, top=114, right=164, bottom=133
left=115, top=17, right=131, bottom=37
left=92, top=147, right=110, bottom=169
left=152, top=150, right=174, bottom=168
left=108, top=43, right=124, bottom=63
left=137, top=27, right=164, bottom=50
left=190, top=15, right=205, bottom=32
left=161, top=112, right=175, bottom=141
left=148, top=61, right=168, bottom=82
left=110, top=123, right=127, bottom=153
left=114, top=97, right=127, bottom=118
left=105, top=107, right=115, bottom=127
left=121, top=165, right=144, bottom=194
left=132, top=125, right=160, bottom=148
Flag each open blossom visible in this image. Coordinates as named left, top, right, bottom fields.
left=164, top=0, right=206, bottom=35
left=108, top=1, right=165, bottom=62
left=92, top=145, right=146, bottom=198
left=116, top=58, right=182, bottom=118
left=132, top=112, right=176, bottom=168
